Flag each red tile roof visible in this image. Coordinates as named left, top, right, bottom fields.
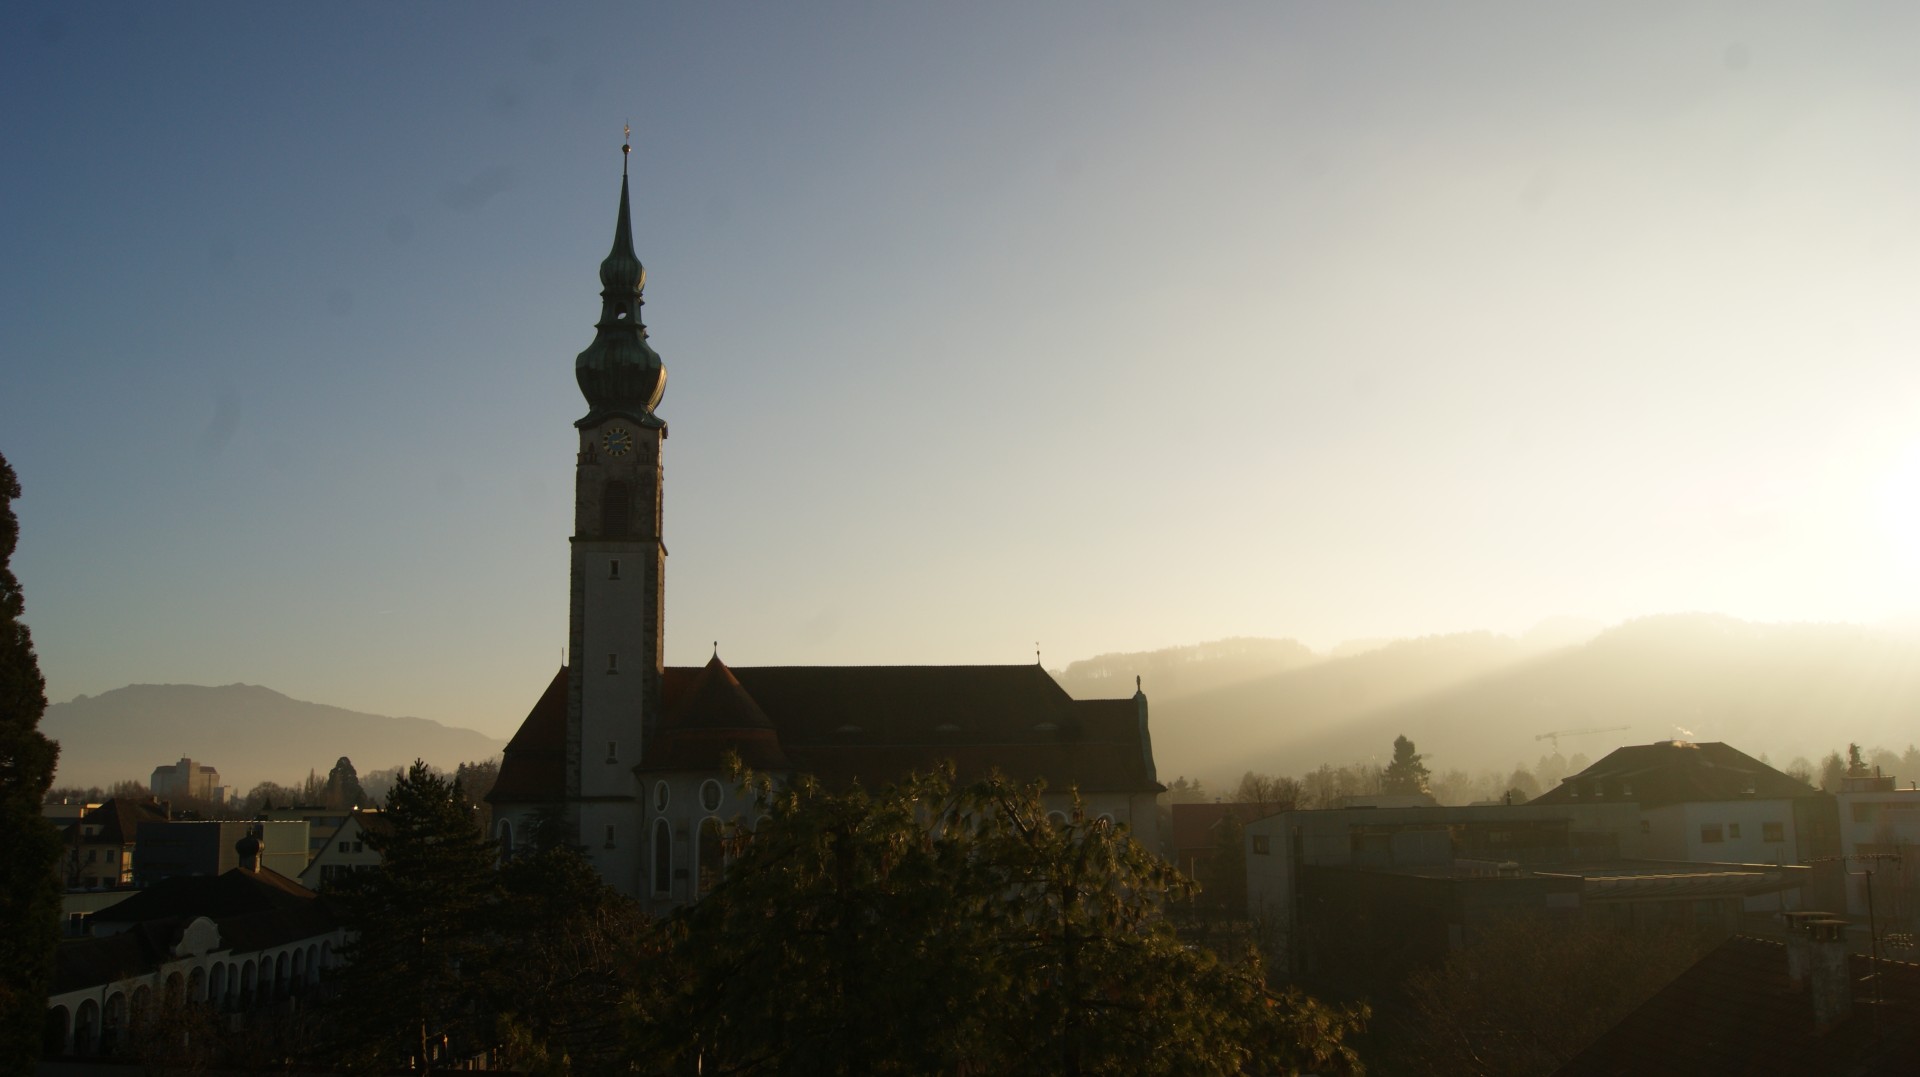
left=1555, top=935, right=1920, bottom=1075
left=490, top=661, right=1158, bottom=803
left=1532, top=741, right=1819, bottom=808
left=488, top=666, right=568, bottom=804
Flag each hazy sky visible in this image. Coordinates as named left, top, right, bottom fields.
left=7, top=3, right=1920, bottom=738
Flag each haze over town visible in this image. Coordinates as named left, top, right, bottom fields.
left=9, top=3, right=1920, bottom=753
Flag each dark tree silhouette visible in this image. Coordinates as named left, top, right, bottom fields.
left=0, top=453, right=61, bottom=1074
left=1383, top=734, right=1432, bottom=795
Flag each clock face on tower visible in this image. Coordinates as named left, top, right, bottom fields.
left=603, top=427, right=633, bottom=457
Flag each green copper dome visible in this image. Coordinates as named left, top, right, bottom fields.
left=576, top=165, right=666, bottom=428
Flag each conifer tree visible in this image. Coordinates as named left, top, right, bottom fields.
left=1383, top=734, right=1432, bottom=795
left=329, top=760, right=501, bottom=1072
left=0, top=453, right=60, bottom=1073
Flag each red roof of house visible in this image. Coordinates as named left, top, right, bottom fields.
left=1532, top=741, right=1819, bottom=808
left=1555, top=935, right=1920, bottom=1075
left=490, top=660, right=1158, bottom=804
left=488, top=666, right=568, bottom=803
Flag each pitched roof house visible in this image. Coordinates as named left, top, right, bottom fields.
left=1556, top=923, right=1920, bottom=1075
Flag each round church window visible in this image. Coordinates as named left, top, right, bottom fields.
left=653, top=781, right=670, bottom=812
left=701, top=779, right=723, bottom=812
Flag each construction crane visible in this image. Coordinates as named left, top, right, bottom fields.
left=1534, top=725, right=1631, bottom=751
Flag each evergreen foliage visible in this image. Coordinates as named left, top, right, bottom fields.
left=1382, top=734, right=1431, bottom=795
left=324, top=755, right=369, bottom=810
left=0, top=453, right=61, bottom=1074
left=330, top=759, right=501, bottom=1073
left=637, top=765, right=1367, bottom=1075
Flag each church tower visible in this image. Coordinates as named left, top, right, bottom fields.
left=567, top=142, right=667, bottom=886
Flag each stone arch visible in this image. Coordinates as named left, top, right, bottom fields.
left=189, top=963, right=208, bottom=1002
left=73, top=998, right=100, bottom=1055
left=240, top=960, right=257, bottom=1006
left=44, top=1005, right=71, bottom=1058
left=163, top=970, right=186, bottom=1004
left=103, top=991, right=127, bottom=1053
left=209, top=963, right=227, bottom=1004
left=497, top=817, right=513, bottom=860
left=307, top=943, right=322, bottom=985
left=275, top=951, right=291, bottom=997
left=131, top=984, right=152, bottom=1025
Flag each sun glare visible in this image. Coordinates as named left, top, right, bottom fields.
left=1877, top=440, right=1920, bottom=594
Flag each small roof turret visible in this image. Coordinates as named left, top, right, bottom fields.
left=576, top=140, right=667, bottom=429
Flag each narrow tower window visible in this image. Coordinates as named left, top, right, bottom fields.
left=606, top=740, right=618, bottom=763
left=607, top=653, right=618, bottom=674
left=604, top=824, right=617, bottom=848
left=652, top=819, right=671, bottom=895
left=609, top=559, right=621, bottom=579
left=601, top=480, right=632, bottom=537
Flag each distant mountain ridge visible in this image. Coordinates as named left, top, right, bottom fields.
left=44, top=683, right=506, bottom=791
left=1067, top=616, right=1920, bottom=791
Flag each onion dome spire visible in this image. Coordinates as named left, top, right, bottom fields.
left=576, top=134, right=667, bottom=429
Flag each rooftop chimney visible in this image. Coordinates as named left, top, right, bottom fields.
left=1806, top=918, right=1853, bottom=1031
left=1781, top=910, right=1829, bottom=985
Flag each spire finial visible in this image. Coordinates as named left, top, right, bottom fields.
left=712, top=640, right=718, bottom=658
left=622, top=121, right=631, bottom=175
left=1036, top=642, right=1042, bottom=665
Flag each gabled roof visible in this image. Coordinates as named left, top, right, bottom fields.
left=491, top=662, right=1159, bottom=802
left=1555, top=936, right=1920, bottom=1075
left=488, top=666, right=568, bottom=804
left=91, top=866, right=317, bottom=924
left=70, top=798, right=170, bottom=844
left=56, top=868, right=338, bottom=995
left=1532, top=741, right=1819, bottom=808
left=652, top=655, right=791, bottom=770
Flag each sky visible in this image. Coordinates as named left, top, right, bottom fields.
left=6, top=3, right=1920, bottom=739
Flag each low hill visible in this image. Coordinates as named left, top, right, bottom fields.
left=1151, top=615, right=1920, bottom=790
left=1147, top=631, right=1534, bottom=784
left=1051, top=637, right=1318, bottom=702
left=44, top=683, right=507, bottom=791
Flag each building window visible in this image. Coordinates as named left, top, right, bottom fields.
left=604, top=824, right=616, bottom=849
left=654, top=781, right=670, bottom=812
left=1047, top=811, right=1068, bottom=828
left=701, top=780, right=723, bottom=812
left=652, top=819, right=671, bottom=895
left=697, top=817, right=726, bottom=897
left=607, top=740, right=618, bottom=763
left=497, top=819, right=513, bottom=859
left=1251, top=835, right=1270, bottom=855
left=1700, top=824, right=1724, bottom=843
left=601, top=480, right=632, bottom=537
left=609, top=559, right=621, bottom=579
left=1764, top=822, right=1785, bottom=842
left=1728, top=823, right=1741, bottom=839
left=607, top=653, right=618, bottom=674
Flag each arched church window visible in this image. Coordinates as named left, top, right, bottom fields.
left=601, top=480, right=632, bottom=537
left=652, top=818, right=671, bottom=895
left=497, top=819, right=513, bottom=860
left=701, top=779, right=723, bottom=812
left=697, top=817, right=725, bottom=897
left=654, top=781, right=670, bottom=812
